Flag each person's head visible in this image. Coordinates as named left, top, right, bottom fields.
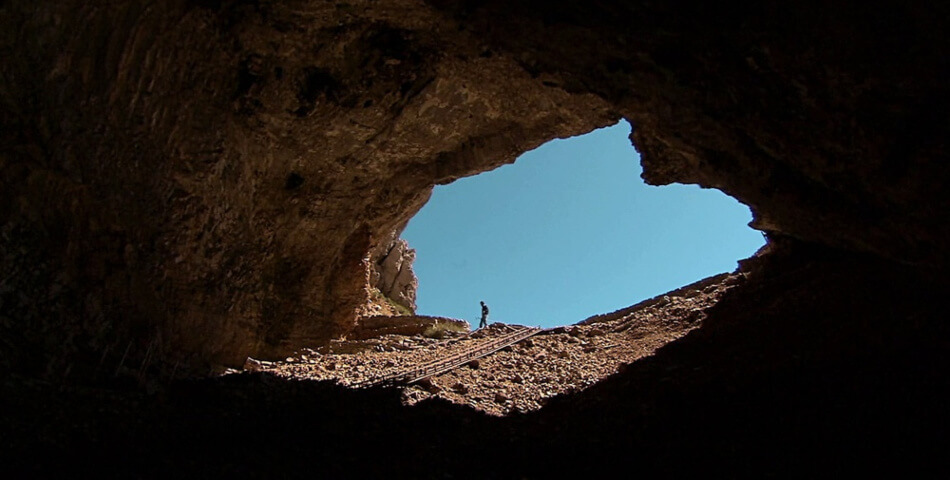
left=480, top=301, right=485, bottom=306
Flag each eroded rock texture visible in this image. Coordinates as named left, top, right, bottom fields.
left=1, top=0, right=947, bottom=374
left=0, top=0, right=616, bottom=370
left=450, top=0, right=950, bottom=264
left=368, top=229, right=418, bottom=314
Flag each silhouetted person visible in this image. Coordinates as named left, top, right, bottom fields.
left=479, top=301, right=489, bottom=329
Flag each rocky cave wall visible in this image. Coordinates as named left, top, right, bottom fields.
left=368, top=227, right=418, bottom=315
left=1, top=0, right=947, bottom=374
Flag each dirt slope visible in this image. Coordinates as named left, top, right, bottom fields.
left=244, top=273, right=743, bottom=415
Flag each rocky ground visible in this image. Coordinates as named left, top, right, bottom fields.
left=5, top=245, right=948, bottom=478
left=239, top=273, right=744, bottom=416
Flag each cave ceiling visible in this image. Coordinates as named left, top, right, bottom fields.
left=1, top=0, right=946, bottom=369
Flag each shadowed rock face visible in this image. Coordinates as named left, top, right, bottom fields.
left=1, top=0, right=947, bottom=372
left=451, top=0, right=950, bottom=262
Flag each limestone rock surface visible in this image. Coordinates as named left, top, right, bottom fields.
left=0, top=0, right=616, bottom=369
left=1, top=0, right=947, bottom=373
left=369, top=231, right=418, bottom=314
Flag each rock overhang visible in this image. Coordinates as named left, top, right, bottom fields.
left=0, top=0, right=947, bottom=374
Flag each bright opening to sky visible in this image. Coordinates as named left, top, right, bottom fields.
left=402, top=120, right=765, bottom=329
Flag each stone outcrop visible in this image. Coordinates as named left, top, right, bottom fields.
left=1, top=0, right=947, bottom=374
left=0, top=0, right=616, bottom=370
left=353, top=314, right=469, bottom=340
left=368, top=229, right=418, bottom=314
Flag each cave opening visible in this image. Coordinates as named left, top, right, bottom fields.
left=402, top=120, right=766, bottom=329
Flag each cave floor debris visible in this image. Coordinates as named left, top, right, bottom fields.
left=234, top=274, right=743, bottom=416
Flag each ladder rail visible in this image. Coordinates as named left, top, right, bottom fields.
left=357, top=326, right=542, bottom=387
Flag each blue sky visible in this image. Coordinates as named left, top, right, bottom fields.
left=402, top=120, right=764, bottom=329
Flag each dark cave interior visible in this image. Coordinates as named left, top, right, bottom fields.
left=1, top=0, right=948, bottom=476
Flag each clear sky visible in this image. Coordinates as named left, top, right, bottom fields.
left=402, top=120, right=765, bottom=329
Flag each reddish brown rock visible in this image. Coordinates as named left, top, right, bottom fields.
left=0, top=0, right=947, bottom=379
left=417, top=377, right=440, bottom=394
left=0, top=2, right=948, bottom=476
left=0, top=0, right=616, bottom=372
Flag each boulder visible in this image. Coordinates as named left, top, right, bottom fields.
left=243, top=357, right=263, bottom=372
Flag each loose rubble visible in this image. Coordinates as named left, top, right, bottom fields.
left=234, top=274, right=744, bottom=416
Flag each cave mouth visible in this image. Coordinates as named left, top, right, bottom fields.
left=250, top=121, right=768, bottom=416
left=402, top=120, right=766, bottom=329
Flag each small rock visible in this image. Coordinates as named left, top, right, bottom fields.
left=452, top=382, right=469, bottom=394
left=467, top=359, right=480, bottom=369
left=417, top=377, right=441, bottom=393
left=326, top=362, right=336, bottom=370
left=243, top=357, right=262, bottom=372
left=494, top=392, right=510, bottom=404
left=587, top=328, right=605, bottom=337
